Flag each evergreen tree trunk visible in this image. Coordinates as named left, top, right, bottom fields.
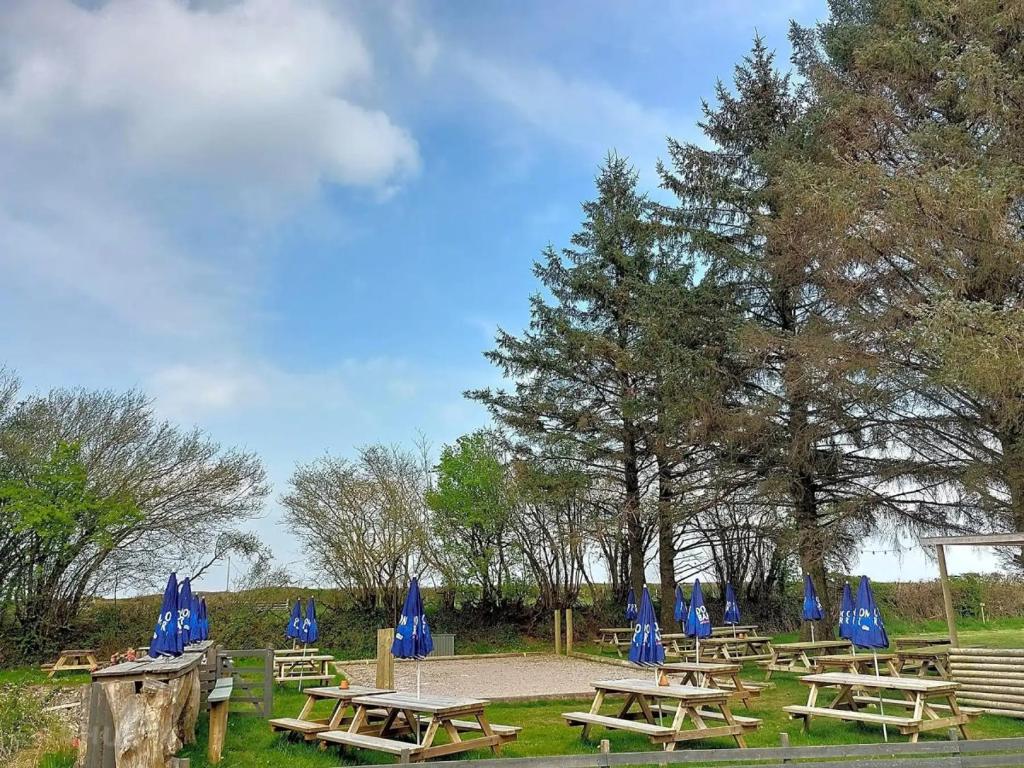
left=624, top=432, right=646, bottom=595
left=656, top=454, right=676, bottom=628
left=998, top=430, right=1024, bottom=569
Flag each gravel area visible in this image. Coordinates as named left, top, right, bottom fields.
left=337, top=654, right=642, bottom=701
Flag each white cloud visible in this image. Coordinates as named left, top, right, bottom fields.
left=0, top=0, right=419, bottom=191
left=0, top=0, right=421, bottom=348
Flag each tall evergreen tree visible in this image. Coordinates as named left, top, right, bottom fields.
left=791, top=0, right=1024, bottom=565
left=469, top=155, right=660, bottom=601
left=660, top=38, right=913, bottom=634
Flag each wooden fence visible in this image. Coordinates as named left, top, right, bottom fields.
left=216, top=647, right=273, bottom=717
left=950, top=647, right=1024, bottom=719
left=344, top=735, right=1024, bottom=768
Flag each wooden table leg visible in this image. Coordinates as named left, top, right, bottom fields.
left=475, top=711, right=501, bottom=755
left=296, top=694, right=316, bottom=721
left=719, top=702, right=746, bottom=748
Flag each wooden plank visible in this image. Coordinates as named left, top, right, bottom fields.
left=799, top=672, right=959, bottom=692
left=318, top=729, right=421, bottom=755
left=562, top=711, right=674, bottom=736
left=784, top=705, right=916, bottom=726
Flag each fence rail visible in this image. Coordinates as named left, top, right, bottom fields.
left=342, top=735, right=1024, bottom=768
left=217, top=647, right=273, bottom=717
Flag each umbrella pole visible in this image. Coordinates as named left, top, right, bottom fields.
left=874, top=650, right=888, bottom=742
left=810, top=624, right=815, bottom=643
left=416, top=662, right=422, bottom=744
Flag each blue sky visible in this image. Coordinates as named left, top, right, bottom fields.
left=0, top=0, right=991, bottom=588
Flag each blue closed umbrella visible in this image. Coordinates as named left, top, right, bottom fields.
left=625, top=587, right=638, bottom=622
left=286, top=599, right=302, bottom=643
left=628, top=585, right=665, bottom=667
left=685, top=579, right=712, bottom=659
left=189, top=590, right=202, bottom=645
left=839, top=582, right=855, bottom=641
left=851, top=576, right=888, bottom=650
left=851, top=576, right=890, bottom=739
left=802, top=574, right=824, bottom=641
left=724, top=583, right=741, bottom=629
left=673, top=585, right=686, bottom=624
left=178, top=577, right=194, bottom=647
left=299, top=597, right=319, bottom=645
left=198, top=597, right=209, bottom=641
left=149, top=572, right=183, bottom=658
left=393, top=577, right=433, bottom=700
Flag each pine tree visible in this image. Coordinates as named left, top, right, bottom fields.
left=469, top=155, right=660, bottom=600
left=660, top=38, right=910, bottom=634
left=792, top=0, right=1024, bottom=566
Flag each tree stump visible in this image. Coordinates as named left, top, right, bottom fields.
left=99, top=669, right=201, bottom=768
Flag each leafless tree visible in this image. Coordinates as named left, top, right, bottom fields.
left=281, top=443, right=428, bottom=613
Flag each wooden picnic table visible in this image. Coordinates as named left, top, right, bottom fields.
left=661, top=633, right=695, bottom=658
left=711, top=625, right=759, bottom=638
left=658, top=661, right=763, bottom=706
left=697, top=635, right=774, bottom=662
left=319, top=691, right=520, bottom=762
left=894, top=645, right=952, bottom=679
left=894, top=636, right=950, bottom=650
left=273, top=653, right=335, bottom=684
left=597, top=627, right=636, bottom=656
left=46, top=648, right=100, bottom=677
left=811, top=652, right=900, bottom=675
left=563, top=678, right=760, bottom=750
left=784, top=671, right=977, bottom=742
left=269, top=685, right=392, bottom=740
left=761, top=639, right=853, bottom=680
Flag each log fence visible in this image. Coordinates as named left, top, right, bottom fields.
left=950, top=647, right=1024, bottom=719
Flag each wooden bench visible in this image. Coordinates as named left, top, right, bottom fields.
left=207, top=677, right=234, bottom=764
left=785, top=704, right=916, bottom=727
left=563, top=711, right=675, bottom=737
left=318, top=730, right=419, bottom=756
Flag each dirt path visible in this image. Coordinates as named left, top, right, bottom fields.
left=337, top=653, right=643, bottom=701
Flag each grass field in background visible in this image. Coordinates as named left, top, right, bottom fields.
left=10, top=619, right=1024, bottom=768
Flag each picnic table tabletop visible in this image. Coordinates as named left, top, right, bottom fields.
left=598, top=627, right=634, bottom=634
left=658, top=661, right=762, bottom=706
left=894, top=645, right=953, bottom=679
left=712, top=625, right=759, bottom=635
left=93, top=651, right=203, bottom=680
left=563, top=677, right=760, bottom=750
left=269, top=685, right=393, bottom=741
left=319, top=690, right=518, bottom=761
left=785, top=671, right=975, bottom=742
left=774, top=640, right=854, bottom=651
left=696, top=635, right=774, bottom=663
left=894, top=636, right=951, bottom=649
left=811, top=652, right=900, bottom=675
left=762, top=639, right=853, bottom=680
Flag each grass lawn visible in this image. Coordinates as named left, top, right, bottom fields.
left=13, top=620, right=1024, bottom=768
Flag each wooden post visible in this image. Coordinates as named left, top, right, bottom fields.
left=935, top=545, right=959, bottom=647
left=376, top=628, right=394, bottom=689
left=779, top=731, right=791, bottom=764
left=554, top=610, right=562, bottom=655
left=262, top=648, right=273, bottom=718
left=566, top=608, right=574, bottom=656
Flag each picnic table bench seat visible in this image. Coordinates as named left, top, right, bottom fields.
left=318, top=730, right=420, bottom=756
left=784, top=704, right=917, bottom=728
left=207, top=677, right=234, bottom=764
left=562, top=711, right=675, bottom=737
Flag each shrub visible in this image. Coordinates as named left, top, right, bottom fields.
left=0, top=684, right=64, bottom=767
